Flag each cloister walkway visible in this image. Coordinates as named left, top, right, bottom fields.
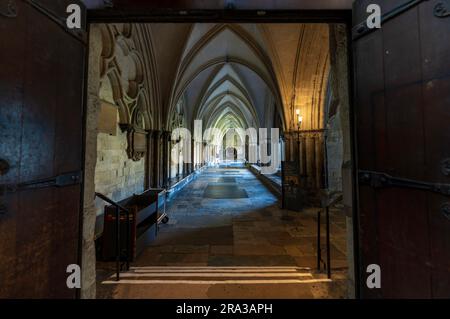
left=97, top=167, right=348, bottom=298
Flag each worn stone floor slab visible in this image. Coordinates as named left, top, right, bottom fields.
left=203, top=184, right=249, bottom=199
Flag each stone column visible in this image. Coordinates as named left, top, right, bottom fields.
left=191, top=138, right=195, bottom=172
left=202, top=142, right=207, bottom=166
left=81, top=25, right=102, bottom=299
left=286, top=133, right=293, bottom=162
left=176, top=138, right=180, bottom=178
left=329, top=23, right=354, bottom=298
left=145, top=130, right=153, bottom=189
left=298, top=135, right=304, bottom=187
left=161, top=131, right=169, bottom=187
left=151, top=130, right=161, bottom=188
left=167, top=132, right=172, bottom=186
left=159, top=132, right=165, bottom=187
left=316, top=133, right=325, bottom=189
left=305, top=135, right=314, bottom=189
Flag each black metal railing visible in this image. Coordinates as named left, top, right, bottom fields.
left=144, top=188, right=169, bottom=235
left=317, top=192, right=343, bottom=279
left=95, top=192, right=131, bottom=281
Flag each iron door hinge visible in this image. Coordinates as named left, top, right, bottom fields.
left=434, top=1, right=450, bottom=17
left=0, top=170, right=83, bottom=196
left=358, top=170, right=450, bottom=197
left=0, top=0, right=17, bottom=18
left=441, top=202, right=450, bottom=220
left=442, top=158, right=450, bottom=176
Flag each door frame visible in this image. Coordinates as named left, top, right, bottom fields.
left=82, top=7, right=360, bottom=298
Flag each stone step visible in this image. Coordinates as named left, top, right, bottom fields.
left=102, top=266, right=332, bottom=285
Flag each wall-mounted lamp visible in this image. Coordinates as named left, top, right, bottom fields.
left=296, top=109, right=303, bottom=129
left=295, top=109, right=303, bottom=144
left=298, top=115, right=303, bottom=127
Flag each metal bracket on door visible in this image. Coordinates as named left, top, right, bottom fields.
left=434, top=1, right=450, bottom=17
left=441, top=203, right=450, bottom=220
left=358, top=170, right=450, bottom=197
left=0, top=171, right=83, bottom=196
left=0, top=0, right=17, bottom=18
left=442, top=158, right=450, bottom=176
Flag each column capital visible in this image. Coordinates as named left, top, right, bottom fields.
left=161, top=130, right=172, bottom=140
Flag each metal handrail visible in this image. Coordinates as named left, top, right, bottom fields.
left=144, top=188, right=166, bottom=213
left=141, top=188, right=168, bottom=236
left=95, top=192, right=130, bottom=214
left=317, top=192, right=343, bottom=279
left=95, top=192, right=130, bottom=281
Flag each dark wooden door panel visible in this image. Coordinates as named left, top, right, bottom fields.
left=0, top=0, right=85, bottom=298
left=353, top=0, right=450, bottom=298
left=0, top=0, right=27, bottom=301
left=353, top=27, right=386, bottom=299
left=378, top=242, right=432, bottom=298
left=418, top=0, right=450, bottom=297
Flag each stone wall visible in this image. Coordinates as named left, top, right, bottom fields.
left=326, top=110, right=344, bottom=192
left=81, top=25, right=102, bottom=299
left=94, top=123, right=146, bottom=235
left=82, top=25, right=147, bottom=299
left=329, top=23, right=355, bottom=298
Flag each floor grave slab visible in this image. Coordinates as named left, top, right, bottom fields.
left=203, top=184, right=248, bottom=199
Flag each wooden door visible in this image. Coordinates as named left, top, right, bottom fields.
left=0, top=0, right=86, bottom=298
left=353, top=0, right=450, bottom=298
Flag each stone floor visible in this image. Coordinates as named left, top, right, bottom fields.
left=97, top=167, right=348, bottom=299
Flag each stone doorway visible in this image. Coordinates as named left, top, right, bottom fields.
left=82, top=19, right=355, bottom=299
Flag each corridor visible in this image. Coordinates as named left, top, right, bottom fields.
left=2, top=0, right=449, bottom=300
left=97, top=167, right=348, bottom=299
left=84, top=21, right=354, bottom=299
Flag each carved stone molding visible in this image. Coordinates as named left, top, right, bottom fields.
left=120, top=124, right=147, bottom=161
left=98, top=24, right=151, bottom=129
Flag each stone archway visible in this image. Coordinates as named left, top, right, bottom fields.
left=82, top=20, right=355, bottom=299
left=82, top=23, right=157, bottom=298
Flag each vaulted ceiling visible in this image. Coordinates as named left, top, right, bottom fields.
left=94, top=22, right=330, bottom=136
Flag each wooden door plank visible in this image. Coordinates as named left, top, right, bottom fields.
left=419, top=0, right=450, bottom=297
left=0, top=0, right=85, bottom=298
left=353, top=28, right=385, bottom=298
